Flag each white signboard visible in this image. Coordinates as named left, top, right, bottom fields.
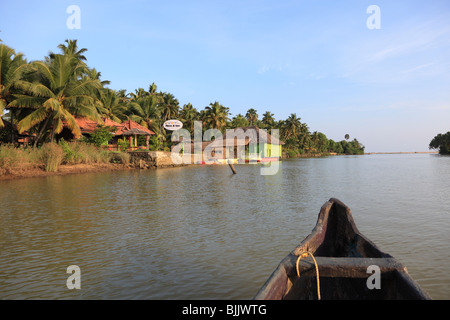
left=163, top=120, right=183, bottom=131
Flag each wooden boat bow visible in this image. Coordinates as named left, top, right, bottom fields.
left=254, top=198, right=432, bottom=300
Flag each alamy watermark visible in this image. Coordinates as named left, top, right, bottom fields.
left=66, top=5, right=81, bottom=30
left=66, top=265, right=81, bottom=289
left=366, top=5, right=381, bottom=30
left=367, top=265, right=381, bottom=289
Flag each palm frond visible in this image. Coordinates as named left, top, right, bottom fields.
left=8, top=95, right=46, bottom=109
left=43, top=98, right=61, bottom=112
left=62, top=110, right=81, bottom=138
left=18, top=107, right=49, bottom=133
left=32, top=61, right=56, bottom=90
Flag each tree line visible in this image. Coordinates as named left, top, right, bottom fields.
left=0, top=39, right=365, bottom=155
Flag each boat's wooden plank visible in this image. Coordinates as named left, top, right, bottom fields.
left=283, top=256, right=406, bottom=279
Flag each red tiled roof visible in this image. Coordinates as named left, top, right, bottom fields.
left=116, top=119, right=155, bottom=135
left=75, top=118, right=155, bottom=136
left=75, top=118, right=101, bottom=134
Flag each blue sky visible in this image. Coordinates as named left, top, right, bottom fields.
left=1, top=0, right=449, bottom=152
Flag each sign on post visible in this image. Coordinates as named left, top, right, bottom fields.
left=163, top=120, right=183, bottom=131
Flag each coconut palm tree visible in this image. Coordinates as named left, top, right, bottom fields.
left=298, top=122, right=310, bottom=151
left=130, top=87, right=149, bottom=100
left=128, top=95, right=161, bottom=134
left=282, top=113, right=302, bottom=140
left=116, top=89, right=130, bottom=103
left=98, top=88, right=127, bottom=123
left=81, top=68, right=111, bottom=116
left=203, top=101, right=230, bottom=131
left=9, top=53, right=102, bottom=145
left=159, top=92, right=179, bottom=122
left=84, top=67, right=110, bottom=86
left=57, top=39, right=87, bottom=59
left=149, top=82, right=157, bottom=94
left=179, top=103, right=198, bottom=133
left=0, top=43, right=29, bottom=128
left=229, top=113, right=249, bottom=128
left=48, top=39, right=88, bottom=79
left=261, top=111, right=275, bottom=128
left=245, top=108, right=258, bottom=126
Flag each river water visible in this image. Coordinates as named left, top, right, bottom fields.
left=0, top=154, right=448, bottom=299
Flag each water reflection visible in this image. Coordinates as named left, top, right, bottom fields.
left=0, top=154, right=449, bottom=299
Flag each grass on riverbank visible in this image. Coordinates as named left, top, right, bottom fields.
left=0, top=142, right=130, bottom=175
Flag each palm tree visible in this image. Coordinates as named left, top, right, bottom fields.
left=345, top=134, right=350, bottom=141
left=128, top=95, right=160, bottom=134
left=53, top=39, right=88, bottom=61
left=159, top=92, right=179, bottom=122
left=130, top=87, right=149, bottom=100
left=0, top=43, right=29, bottom=128
left=245, top=108, right=258, bottom=126
left=116, top=89, right=130, bottom=104
left=179, top=103, right=198, bottom=133
left=149, top=82, right=157, bottom=94
left=10, top=53, right=102, bottom=144
left=48, top=39, right=88, bottom=80
left=84, top=67, right=110, bottom=86
left=298, top=122, right=310, bottom=151
left=82, top=68, right=111, bottom=116
left=203, top=101, right=230, bottom=131
left=261, top=111, right=275, bottom=128
left=311, top=131, right=319, bottom=152
left=229, top=113, right=249, bottom=128
left=98, top=88, right=127, bottom=123
left=282, top=113, right=302, bottom=140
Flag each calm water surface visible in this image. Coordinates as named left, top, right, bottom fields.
left=0, top=154, right=449, bottom=299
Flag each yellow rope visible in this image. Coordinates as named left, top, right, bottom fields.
left=296, top=251, right=321, bottom=300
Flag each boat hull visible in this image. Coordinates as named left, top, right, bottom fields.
left=254, top=198, right=431, bottom=300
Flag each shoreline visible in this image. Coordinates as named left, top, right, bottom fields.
left=0, top=163, right=133, bottom=181
left=0, top=151, right=441, bottom=181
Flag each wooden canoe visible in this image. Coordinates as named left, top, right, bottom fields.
left=254, top=198, right=432, bottom=300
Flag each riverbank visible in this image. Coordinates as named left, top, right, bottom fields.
left=0, top=150, right=191, bottom=181
left=0, top=163, right=133, bottom=181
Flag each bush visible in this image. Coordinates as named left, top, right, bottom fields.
left=40, top=143, right=64, bottom=172
left=0, top=144, right=40, bottom=174
left=110, top=152, right=130, bottom=164
left=88, top=125, right=115, bottom=147
left=59, top=140, right=111, bottom=164
left=117, top=139, right=130, bottom=152
left=287, top=149, right=298, bottom=158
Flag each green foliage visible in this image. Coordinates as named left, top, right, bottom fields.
left=117, top=139, right=130, bottom=152
left=202, top=101, right=229, bottom=131
left=245, top=108, right=258, bottom=125
left=338, top=139, right=365, bottom=155
left=58, top=138, right=76, bottom=162
left=429, top=132, right=450, bottom=154
left=58, top=139, right=111, bottom=164
left=229, top=114, right=249, bottom=128
left=287, top=149, right=299, bottom=158
left=147, top=135, right=160, bottom=151
left=88, top=125, right=115, bottom=147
